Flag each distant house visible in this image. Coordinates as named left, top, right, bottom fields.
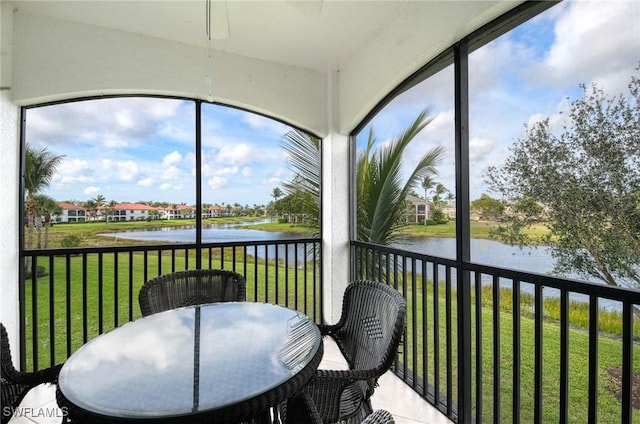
left=405, top=195, right=457, bottom=223
left=54, top=202, right=87, bottom=223
left=102, top=203, right=155, bottom=222
left=162, top=204, right=195, bottom=220
left=203, top=204, right=230, bottom=218
left=405, top=194, right=427, bottom=223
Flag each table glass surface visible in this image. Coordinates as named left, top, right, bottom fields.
left=58, top=302, right=321, bottom=419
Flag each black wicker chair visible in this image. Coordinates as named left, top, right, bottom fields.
left=1, top=323, right=63, bottom=424
left=283, top=393, right=395, bottom=424
left=139, top=269, right=246, bottom=316
left=305, top=280, right=407, bottom=424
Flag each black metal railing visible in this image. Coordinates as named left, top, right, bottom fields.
left=20, top=238, right=321, bottom=372
left=352, top=240, right=640, bottom=424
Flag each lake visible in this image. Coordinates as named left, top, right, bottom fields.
left=102, top=222, right=302, bottom=243
left=104, top=224, right=623, bottom=309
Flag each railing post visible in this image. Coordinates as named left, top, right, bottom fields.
left=454, top=39, right=472, bottom=423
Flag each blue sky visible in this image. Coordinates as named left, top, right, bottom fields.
left=27, top=1, right=640, bottom=206
left=358, top=0, right=639, bottom=200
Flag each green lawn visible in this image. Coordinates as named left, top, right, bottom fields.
left=399, top=279, right=640, bottom=423
left=24, top=249, right=320, bottom=370
left=25, top=218, right=637, bottom=422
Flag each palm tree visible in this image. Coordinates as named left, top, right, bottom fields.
left=25, top=144, right=64, bottom=249
left=83, top=199, right=98, bottom=221
left=271, top=187, right=283, bottom=202
left=421, top=175, right=435, bottom=224
left=92, top=194, right=106, bottom=220
left=281, top=129, right=321, bottom=231
left=357, top=109, right=443, bottom=245
left=34, top=194, right=61, bottom=248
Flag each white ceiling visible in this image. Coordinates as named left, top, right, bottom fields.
left=10, top=0, right=411, bottom=72
left=8, top=0, right=518, bottom=73
left=6, top=0, right=523, bottom=134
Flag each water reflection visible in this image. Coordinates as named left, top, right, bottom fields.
left=100, top=222, right=301, bottom=243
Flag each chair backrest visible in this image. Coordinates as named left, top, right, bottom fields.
left=1, top=323, right=17, bottom=381
left=138, top=269, right=246, bottom=316
left=333, top=280, right=407, bottom=375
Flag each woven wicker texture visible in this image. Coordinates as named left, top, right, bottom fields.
left=307, top=280, right=407, bottom=424
left=1, top=323, right=63, bottom=424
left=361, top=410, right=395, bottom=424
left=282, top=391, right=395, bottom=423
left=139, top=269, right=246, bottom=316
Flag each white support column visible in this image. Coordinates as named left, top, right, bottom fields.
left=321, top=70, right=350, bottom=324
left=0, top=1, right=21, bottom=351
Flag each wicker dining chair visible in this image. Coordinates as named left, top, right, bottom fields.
left=282, top=393, right=395, bottom=424
left=305, top=280, right=407, bottom=424
left=1, top=323, right=63, bottom=424
left=138, top=269, right=246, bottom=316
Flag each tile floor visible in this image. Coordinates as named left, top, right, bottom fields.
left=8, top=338, right=452, bottom=424
left=320, top=339, right=452, bottom=424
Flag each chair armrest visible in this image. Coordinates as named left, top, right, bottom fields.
left=10, top=363, right=62, bottom=386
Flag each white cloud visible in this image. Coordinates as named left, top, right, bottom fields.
left=207, top=176, right=227, bottom=189
left=201, top=164, right=239, bottom=178
left=162, top=166, right=181, bottom=181
left=83, top=186, right=101, bottom=195
left=162, top=151, right=183, bottom=167
left=116, top=161, right=139, bottom=181
left=537, top=1, right=639, bottom=92
left=52, top=158, right=94, bottom=187
left=469, top=138, right=494, bottom=162
left=242, top=167, right=253, bottom=177
left=160, top=183, right=173, bottom=191
left=138, top=177, right=154, bottom=187
left=26, top=97, right=184, bottom=147
left=103, top=137, right=128, bottom=148
left=216, top=144, right=253, bottom=165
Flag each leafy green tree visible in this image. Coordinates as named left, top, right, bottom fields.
left=487, top=71, right=640, bottom=289
left=357, top=109, right=443, bottom=245
left=471, top=194, right=505, bottom=221
left=25, top=144, right=63, bottom=249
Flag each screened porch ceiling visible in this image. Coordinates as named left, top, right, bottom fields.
left=6, top=0, right=523, bottom=136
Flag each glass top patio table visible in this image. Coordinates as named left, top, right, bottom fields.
left=56, top=302, right=323, bottom=424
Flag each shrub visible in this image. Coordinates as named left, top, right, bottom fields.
left=60, top=234, right=82, bottom=248
left=24, top=265, right=46, bottom=278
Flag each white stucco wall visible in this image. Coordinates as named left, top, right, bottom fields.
left=322, top=70, right=350, bottom=324
left=1, top=0, right=21, bottom=351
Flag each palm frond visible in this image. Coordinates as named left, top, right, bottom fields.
left=357, top=109, right=443, bottom=245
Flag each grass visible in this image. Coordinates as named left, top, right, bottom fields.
left=395, top=276, right=640, bottom=424
left=25, top=253, right=640, bottom=423
left=25, top=219, right=637, bottom=422
left=24, top=248, right=320, bottom=370
left=402, top=220, right=551, bottom=241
